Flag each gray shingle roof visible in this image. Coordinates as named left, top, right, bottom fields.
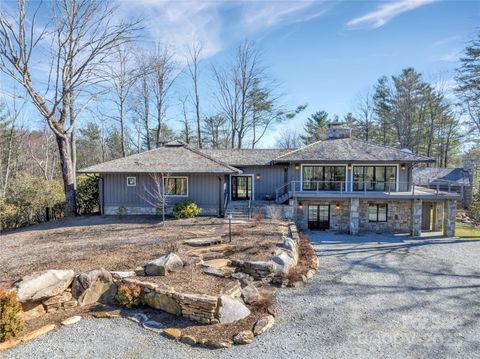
left=274, top=138, right=434, bottom=163
left=199, top=148, right=289, bottom=166
left=78, top=145, right=241, bottom=174
left=413, top=167, right=471, bottom=185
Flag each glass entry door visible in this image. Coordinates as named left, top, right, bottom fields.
left=308, top=205, right=330, bottom=230
left=231, top=176, right=252, bottom=200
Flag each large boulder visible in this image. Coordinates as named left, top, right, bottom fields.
left=216, top=295, right=251, bottom=324
left=145, top=253, right=183, bottom=276
left=71, top=268, right=117, bottom=306
left=271, top=250, right=297, bottom=276
left=14, top=269, right=74, bottom=302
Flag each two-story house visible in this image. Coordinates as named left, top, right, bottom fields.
left=79, top=124, right=459, bottom=237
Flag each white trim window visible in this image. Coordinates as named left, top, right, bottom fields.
left=126, top=176, right=137, bottom=187
left=164, top=177, right=188, bottom=196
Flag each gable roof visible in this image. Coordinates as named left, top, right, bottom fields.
left=413, top=167, right=471, bottom=185
left=78, top=144, right=241, bottom=174
left=199, top=148, right=289, bottom=166
left=274, top=137, right=434, bottom=163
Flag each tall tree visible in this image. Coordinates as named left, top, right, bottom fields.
left=301, top=111, right=331, bottom=144
left=0, top=0, right=140, bottom=215
left=203, top=114, right=227, bottom=149
left=456, top=31, right=480, bottom=136
left=187, top=42, right=203, bottom=148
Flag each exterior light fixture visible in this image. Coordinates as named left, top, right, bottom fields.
left=401, top=164, right=406, bottom=171
left=347, top=163, right=352, bottom=170
left=256, top=174, right=261, bottom=180
left=294, top=164, right=300, bottom=171
left=298, top=202, right=303, bottom=209
left=336, top=203, right=340, bottom=210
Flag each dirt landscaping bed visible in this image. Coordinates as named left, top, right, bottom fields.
left=0, top=216, right=287, bottom=288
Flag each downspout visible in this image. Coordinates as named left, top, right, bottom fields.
left=218, top=176, right=222, bottom=217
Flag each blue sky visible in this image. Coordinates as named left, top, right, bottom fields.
left=1, top=0, right=479, bottom=147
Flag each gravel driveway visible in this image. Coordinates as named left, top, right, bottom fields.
left=5, top=233, right=480, bottom=359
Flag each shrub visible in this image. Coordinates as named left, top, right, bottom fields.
left=116, top=206, right=127, bottom=216
left=0, top=289, right=24, bottom=342
left=115, top=283, right=142, bottom=308
left=76, top=175, right=99, bottom=215
left=172, top=199, right=201, bottom=219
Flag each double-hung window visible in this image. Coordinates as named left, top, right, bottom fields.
left=164, top=177, right=188, bottom=196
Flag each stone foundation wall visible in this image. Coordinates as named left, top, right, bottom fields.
left=104, top=206, right=219, bottom=216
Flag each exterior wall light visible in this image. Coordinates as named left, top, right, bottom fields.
left=401, top=164, right=406, bottom=171
left=256, top=174, right=261, bottom=180
left=336, top=203, right=340, bottom=210
left=347, top=163, right=352, bottom=170
left=295, top=164, right=300, bottom=171
left=298, top=202, right=303, bottom=209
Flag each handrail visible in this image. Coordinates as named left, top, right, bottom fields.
left=274, top=180, right=461, bottom=201
left=223, top=192, right=228, bottom=217
left=248, top=197, right=252, bottom=219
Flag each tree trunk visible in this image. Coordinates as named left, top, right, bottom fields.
left=56, top=134, right=77, bottom=216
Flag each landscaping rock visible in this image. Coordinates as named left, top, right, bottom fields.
left=205, top=339, right=233, bottom=349
left=184, top=237, right=222, bottom=247
left=180, top=335, right=197, bottom=345
left=20, top=302, right=46, bottom=321
left=0, top=338, right=20, bottom=351
left=233, top=330, right=254, bottom=344
left=202, top=258, right=231, bottom=269
left=217, top=295, right=251, bottom=324
left=61, top=316, right=81, bottom=326
left=232, top=272, right=253, bottom=286
left=202, top=252, right=224, bottom=260
left=145, top=253, right=183, bottom=276
left=283, top=237, right=299, bottom=257
left=240, top=283, right=262, bottom=304
left=143, top=291, right=182, bottom=315
left=110, top=271, right=136, bottom=279
left=163, top=328, right=182, bottom=340
left=222, top=280, right=241, bottom=297
left=203, top=266, right=227, bottom=277
left=91, top=309, right=121, bottom=318
left=14, top=269, right=75, bottom=302
left=253, top=315, right=275, bottom=336
left=71, top=268, right=117, bottom=306
left=271, top=250, right=297, bottom=276
left=20, top=324, right=56, bottom=343
left=142, top=320, right=164, bottom=334
left=42, top=290, right=76, bottom=312
left=134, top=266, right=145, bottom=276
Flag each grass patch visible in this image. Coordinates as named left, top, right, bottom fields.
left=456, top=221, right=480, bottom=239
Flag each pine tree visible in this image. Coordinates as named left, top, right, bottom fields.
left=301, top=111, right=331, bottom=144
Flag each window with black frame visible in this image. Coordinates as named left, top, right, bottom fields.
left=368, top=203, right=388, bottom=222
left=302, top=166, right=346, bottom=191
left=353, top=166, right=396, bottom=191
left=164, top=177, right=188, bottom=196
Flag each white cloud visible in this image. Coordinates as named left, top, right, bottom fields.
left=347, top=0, right=438, bottom=29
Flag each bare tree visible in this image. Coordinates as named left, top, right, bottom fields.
left=151, top=43, right=177, bottom=148
left=0, top=0, right=140, bottom=215
left=141, top=172, right=170, bottom=226
left=27, top=127, right=57, bottom=180
left=187, top=42, right=203, bottom=148
left=276, top=129, right=302, bottom=149
left=179, top=96, right=194, bottom=144
left=353, top=91, right=375, bottom=142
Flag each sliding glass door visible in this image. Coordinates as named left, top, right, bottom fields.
left=353, top=166, right=396, bottom=191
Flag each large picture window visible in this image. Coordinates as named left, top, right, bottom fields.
left=164, top=177, right=188, bottom=196
left=302, top=166, right=346, bottom=191
left=353, top=166, right=396, bottom=191
left=368, top=203, right=388, bottom=222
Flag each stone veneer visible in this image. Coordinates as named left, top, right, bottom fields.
left=104, top=206, right=219, bottom=216
left=296, top=199, right=414, bottom=234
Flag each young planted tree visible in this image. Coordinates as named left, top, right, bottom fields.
left=0, top=0, right=140, bottom=215
left=141, top=173, right=170, bottom=226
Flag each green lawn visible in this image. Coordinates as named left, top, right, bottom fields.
left=456, top=221, right=480, bottom=239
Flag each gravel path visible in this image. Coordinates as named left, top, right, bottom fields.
left=5, top=235, right=480, bottom=359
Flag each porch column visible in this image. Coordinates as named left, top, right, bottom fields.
left=443, top=200, right=457, bottom=237
left=411, top=199, right=422, bottom=237
left=432, top=202, right=443, bottom=232
left=349, top=198, right=359, bottom=235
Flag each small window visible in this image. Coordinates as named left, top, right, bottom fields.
left=368, top=203, right=388, bottom=222
left=164, top=177, right=188, bottom=196
left=126, top=176, right=136, bottom=186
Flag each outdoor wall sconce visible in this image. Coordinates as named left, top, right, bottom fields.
left=256, top=174, right=261, bottom=180
left=347, top=163, right=352, bottom=170
left=298, top=202, right=303, bottom=209
left=336, top=203, right=340, bottom=210
left=294, top=164, right=300, bottom=171
left=401, top=163, right=406, bottom=171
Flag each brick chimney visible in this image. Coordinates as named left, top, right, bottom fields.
left=327, top=123, right=351, bottom=139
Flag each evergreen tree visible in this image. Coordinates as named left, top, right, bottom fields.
left=301, top=111, right=331, bottom=144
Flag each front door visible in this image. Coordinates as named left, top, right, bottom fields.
left=308, top=204, right=330, bottom=230
left=231, top=176, right=252, bottom=200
